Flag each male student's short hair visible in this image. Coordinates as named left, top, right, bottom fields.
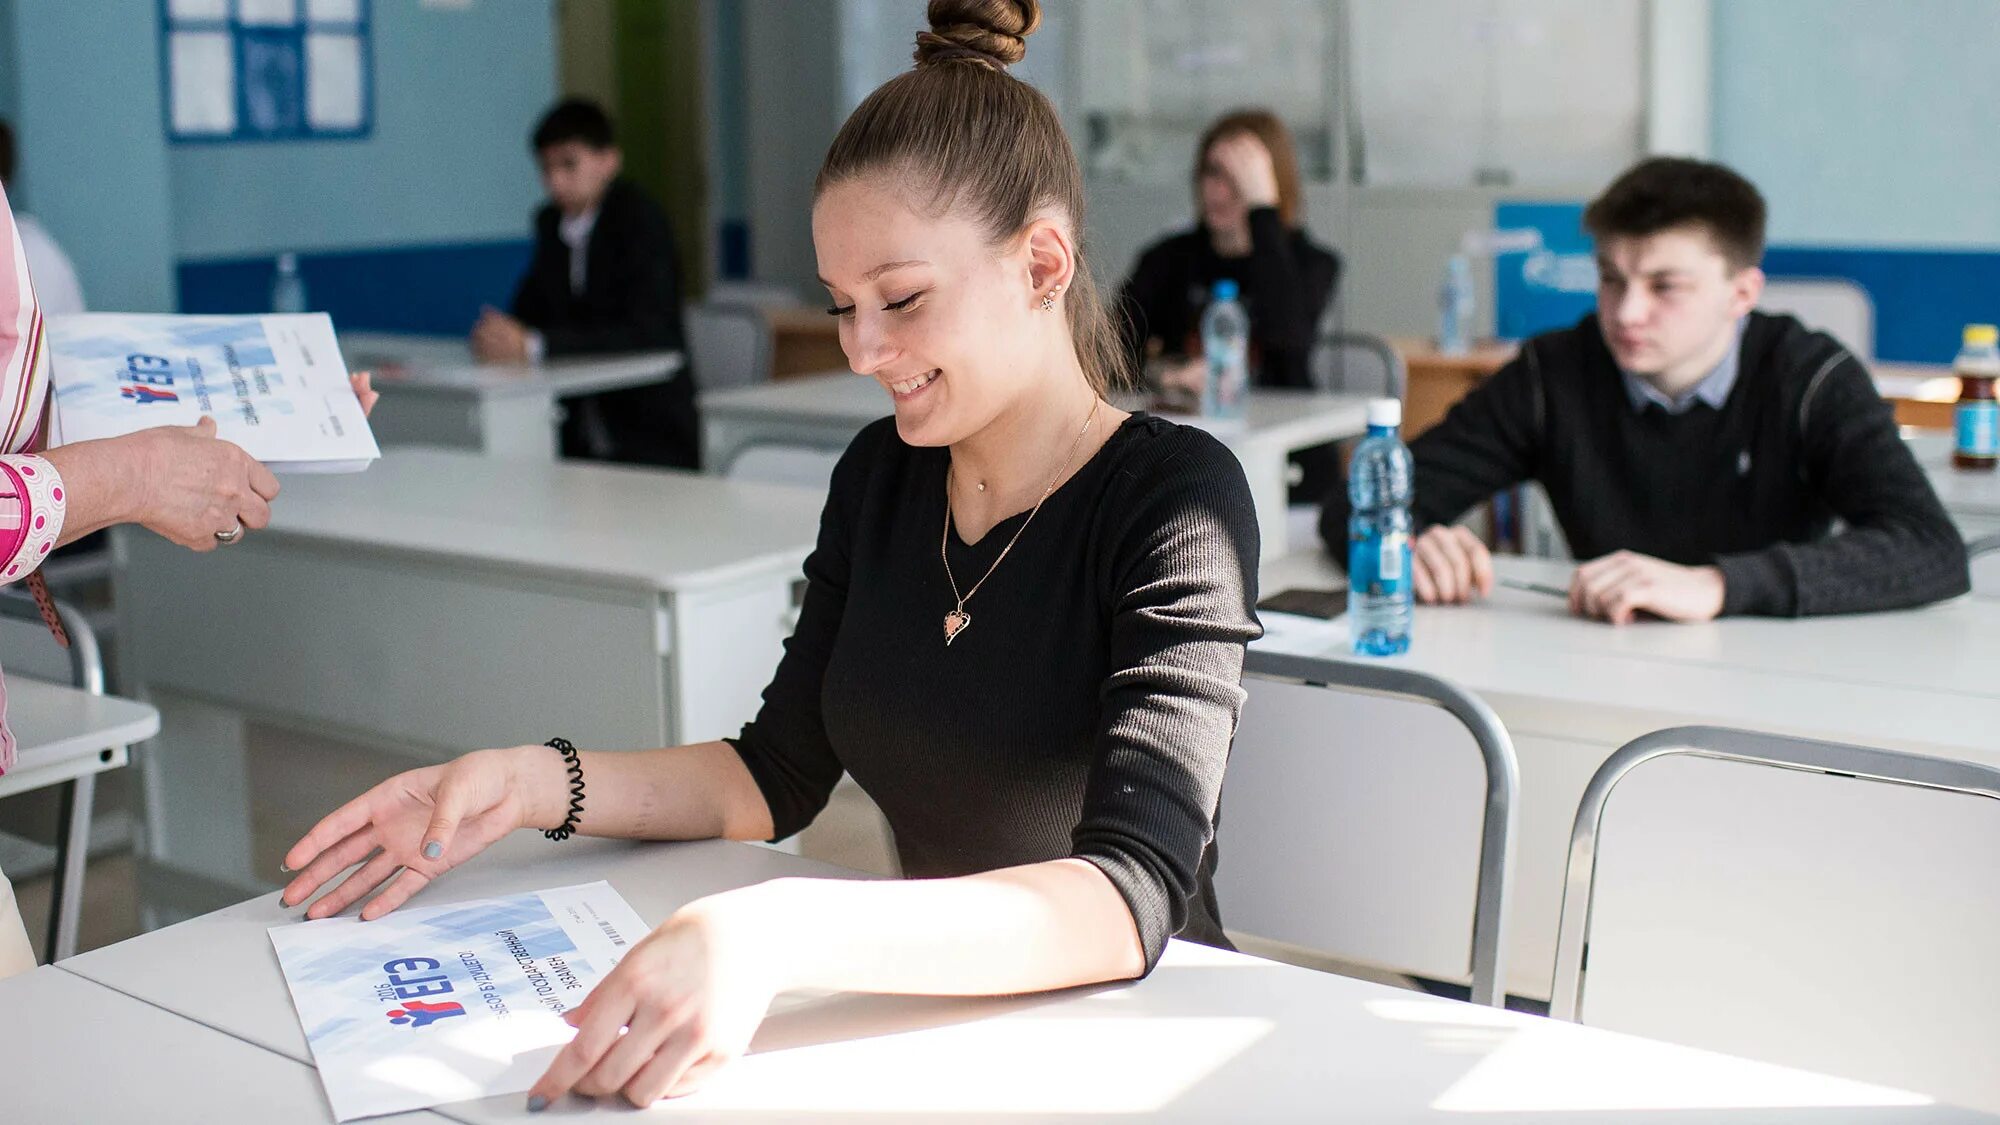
left=532, top=98, right=616, bottom=152
left=0, top=119, right=14, bottom=186
left=1583, top=157, right=1767, bottom=271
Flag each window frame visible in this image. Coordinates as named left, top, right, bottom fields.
left=159, top=0, right=374, bottom=145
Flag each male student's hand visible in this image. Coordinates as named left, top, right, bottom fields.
left=470, top=306, right=532, bottom=363
left=1411, top=525, right=1495, bottom=605
left=1569, top=550, right=1726, bottom=625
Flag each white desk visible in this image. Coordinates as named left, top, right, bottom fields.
left=1251, top=549, right=2000, bottom=1005
left=0, top=676, right=159, bottom=960
left=1907, top=432, right=2000, bottom=539
left=58, top=836, right=1983, bottom=1122
left=1, top=966, right=452, bottom=1123
left=341, top=332, right=684, bottom=462
left=701, top=370, right=1371, bottom=554
left=111, top=448, right=823, bottom=921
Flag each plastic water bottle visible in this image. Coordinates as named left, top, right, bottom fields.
left=1952, top=323, right=1999, bottom=471
left=1348, top=398, right=1414, bottom=656
left=1437, top=252, right=1473, bottom=355
left=1201, top=278, right=1249, bottom=421
left=271, top=252, right=308, bottom=314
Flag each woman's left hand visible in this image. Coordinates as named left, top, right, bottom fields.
left=350, top=370, right=380, bottom=417
left=528, top=892, right=785, bottom=1109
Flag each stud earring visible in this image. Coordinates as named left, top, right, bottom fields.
left=1040, top=283, right=1064, bottom=312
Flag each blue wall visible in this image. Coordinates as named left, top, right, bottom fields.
left=171, top=0, right=555, bottom=332
left=0, top=1, right=17, bottom=128
left=6, top=0, right=178, bottom=313
left=1713, top=0, right=2000, bottom=362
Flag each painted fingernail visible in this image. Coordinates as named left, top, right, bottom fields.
left=423, top=841, right=443, bottom=860
left=526, top=1094, right=549, bottom=1113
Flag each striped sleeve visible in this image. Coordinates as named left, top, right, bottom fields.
left=0, top=179, right=61, bottom=775
left=0, top=181, right=53, bottom=457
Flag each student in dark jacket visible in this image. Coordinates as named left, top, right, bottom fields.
left=1320, top=156, right=1969, bottom=622
left=470, top=98, right=700, bottom=468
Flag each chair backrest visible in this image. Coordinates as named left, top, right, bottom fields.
left=684, top=301, right=772, bottom=392
left=1222, top=649, right=1518, bottom=1006
left=0, top=588, right=104, bottom=693
left=1553, top=725, right=2000, bottom=1112
left=1309, top=332, right=1407, bottom=400
left=721, top=442, right=844, bottom=492
left=1760, top=277, right=1875, bottom=362
left=1968, top=532, right=2000, bottom=597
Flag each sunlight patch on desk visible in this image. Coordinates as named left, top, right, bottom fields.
left=674, top=1016, right=1271, bottom=1114
left=1419, top=1015, right=1930, bottom=1112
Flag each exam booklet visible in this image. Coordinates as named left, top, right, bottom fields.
left=46, top=312, right=380, bottom=472
left=269, top=881, right=648, bottom=1121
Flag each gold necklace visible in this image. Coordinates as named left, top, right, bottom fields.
left=939, top=397, right=1102, bottom=645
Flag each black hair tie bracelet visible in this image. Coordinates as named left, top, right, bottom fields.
left=543, top=738, right=585, bottom=841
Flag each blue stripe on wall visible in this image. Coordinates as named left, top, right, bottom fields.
left=1758, top=247, right=2000, bottom=366
left=177, top=240, right=533, bottom=336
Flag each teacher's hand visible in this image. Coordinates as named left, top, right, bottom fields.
left=280, top=745, right=564, bottom=920
left=133, top=416, right=280, bottom=551
left=351, top=369, right=380, bottom=417
left=528, top=890, right=783, bottom=1110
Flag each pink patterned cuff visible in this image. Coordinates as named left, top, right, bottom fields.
left=0, top=453, right=66, bottom=585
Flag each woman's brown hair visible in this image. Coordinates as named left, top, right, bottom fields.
left=1196, top=109, right=1305, bottom=228
left=814, top=0, right=1128, bottom=395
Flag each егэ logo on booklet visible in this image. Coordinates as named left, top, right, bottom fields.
left=376, top=957, right=466, bottom=1029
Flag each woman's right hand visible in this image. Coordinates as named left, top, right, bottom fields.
left=281, top=745, right=561, bottom=921
left=132, top=416, right=281, bottom=550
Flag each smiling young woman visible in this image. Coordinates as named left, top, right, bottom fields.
left=279, top=0, right=1263, bottom=1110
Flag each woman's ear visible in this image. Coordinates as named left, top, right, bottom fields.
left=1022, top=217, right=1077, bottom=307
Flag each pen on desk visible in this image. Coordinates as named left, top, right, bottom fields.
left=1499, top=577, right=1569, bottom=599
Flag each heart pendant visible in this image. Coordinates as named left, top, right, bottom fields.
left=943, top=609, right=971, bottom=645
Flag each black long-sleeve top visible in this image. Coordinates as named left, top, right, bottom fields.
left=1318, top=311, right=1971, bottom=617
left=727, top=413, right=1262, bottom=972
left=511, top=177, right=686, bottom=357
left=1118, top=207, right=1341, bottom=390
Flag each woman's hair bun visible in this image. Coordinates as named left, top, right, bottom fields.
left=913, top=0, right=1041, bottom=71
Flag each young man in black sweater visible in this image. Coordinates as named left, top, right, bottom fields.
left=1320, top=157, right=1968, bottom=622
left=470, top=99, right=699, bottom=468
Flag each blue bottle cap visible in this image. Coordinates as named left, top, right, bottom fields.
left=1212, top=279, right=1240, bottom=302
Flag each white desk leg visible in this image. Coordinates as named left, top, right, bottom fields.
left=48, top=773, right=94, bottom=960
left=475, top=393, right=562, bottom=462
left=135, top=689, right=263, bottom=927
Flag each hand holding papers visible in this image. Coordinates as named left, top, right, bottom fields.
left=48, top=313, right=380, bottom=472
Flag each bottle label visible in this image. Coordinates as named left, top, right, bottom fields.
left=1958, top=400, right=1999, bottom=458
left=1380, top=531, right=1405, bottom=581
left=1351, top=529, right=1411, bottom=597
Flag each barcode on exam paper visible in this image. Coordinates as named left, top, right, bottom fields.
left=599, top=919, right=628, bottom=948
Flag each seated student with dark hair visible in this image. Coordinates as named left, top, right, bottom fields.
left=471, top=98, right=699, bottom=468
left=1320, top=156, right=1968, bottom=622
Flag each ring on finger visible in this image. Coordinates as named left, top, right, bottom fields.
left=214, top=521, right=245, bottom=544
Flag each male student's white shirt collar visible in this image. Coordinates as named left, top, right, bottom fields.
left=525, top=205, right=600, bottom=363
left=558, top=206, right=599, bottom=296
